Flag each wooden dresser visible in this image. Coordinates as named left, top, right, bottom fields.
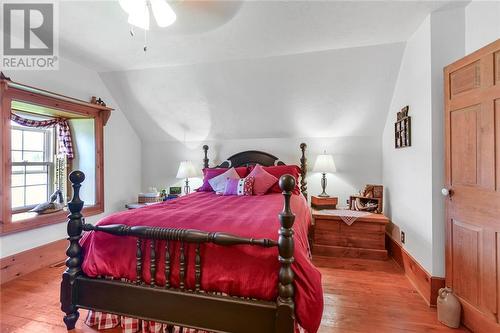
left=311, top=209, right=389, bottom=260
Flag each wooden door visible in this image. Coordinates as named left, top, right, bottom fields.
left=444, top=39, right=500, bottom=333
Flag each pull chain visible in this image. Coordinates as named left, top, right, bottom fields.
left=143, top=1, right=148, bottom=53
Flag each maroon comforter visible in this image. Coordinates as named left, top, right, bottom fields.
left=81, top=192, right=323, bottom=332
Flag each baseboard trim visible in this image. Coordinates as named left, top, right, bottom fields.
left=0, top=239, right=67, bottom=284
left=385, top=233, right=444, bottom=306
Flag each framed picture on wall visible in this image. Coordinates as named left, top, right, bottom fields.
left=395, top=105, right=411, bottom=148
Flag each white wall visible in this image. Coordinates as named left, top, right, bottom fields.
left=383, top=16, right=434, bottom=273
left=430, top=7, right=465, bottom=278
left=465, top=0, right=500, bottom=54
left=383, top=7, right=466, bottom=277
left=0, top=57, right=142, bottom=258
left=143, top=136, right=382, bottom=207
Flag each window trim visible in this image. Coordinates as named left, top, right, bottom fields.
left=0, top=76, right=113, bottom=235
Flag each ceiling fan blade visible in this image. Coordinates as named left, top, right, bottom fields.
left=151, top=0, right=176, bottom=27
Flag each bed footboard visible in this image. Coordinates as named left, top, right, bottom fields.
left=60, top=171, right=297, bottom=333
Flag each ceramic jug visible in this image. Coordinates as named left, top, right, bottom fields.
left=437, top=287, right=461, bottom=328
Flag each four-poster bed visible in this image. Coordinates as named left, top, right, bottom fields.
left=60, top=143, right=318, bottom=333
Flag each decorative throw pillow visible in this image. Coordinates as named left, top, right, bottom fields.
left=263, top=165, right=301, bottom=195
left=197, top=167, right=249, bottom=192
left=208, top=167, right=240, bottom=194
left=247, top=164, right=278, bottom=195
left=223, top=176, right=255, bottom=196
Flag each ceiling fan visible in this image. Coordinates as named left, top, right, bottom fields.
left=119, top=0, right=176, bottom=30
left=119, top=0, right=176, bottom=52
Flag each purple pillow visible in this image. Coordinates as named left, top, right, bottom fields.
left=247, top=164, right=278, bottom=195
left=197, top=167, right=249, bottom=192
left=208, top=168, right=240, bottom=194
left=223, top=177, right=255, bottom=196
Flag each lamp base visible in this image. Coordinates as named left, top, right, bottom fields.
left=318, top=173, right=330, bottom=197
left=184, top=178, right=191, bottom=195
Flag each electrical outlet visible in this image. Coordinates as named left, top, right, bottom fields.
left=401, top=231, right=406, bottom=244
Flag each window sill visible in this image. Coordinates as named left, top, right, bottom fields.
left=0, top=205, right=103, bottom=235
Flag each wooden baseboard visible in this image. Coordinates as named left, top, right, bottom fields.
left=385, top=233, right=444, bottom=306
left=0, top=239, right=67, bottom=284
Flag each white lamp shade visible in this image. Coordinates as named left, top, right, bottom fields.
left=176, top=161, right=197, bottom=179
left=313, top=154, right=337, bottom=173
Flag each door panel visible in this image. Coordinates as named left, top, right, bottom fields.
left=450, top=106, right=478, bottom=186
left=451, top=220, right=480, bottom=306
left=450, top=61, right=481, bottom=96
left=445, top=39, right=500, bottom=332
left=477, top=101, right=495, bottom=190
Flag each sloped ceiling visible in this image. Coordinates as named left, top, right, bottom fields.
left=52, top=1, right=468, bottom=143
left=100, top=42, right=405, bottom=142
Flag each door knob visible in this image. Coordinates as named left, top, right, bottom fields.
left=441, top=188, right=453, bottom=197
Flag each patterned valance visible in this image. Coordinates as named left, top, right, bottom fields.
left=10, top=113, right=74, bottom=160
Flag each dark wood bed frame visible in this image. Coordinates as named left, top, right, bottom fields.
left=60, top=143, right=308, bottom=333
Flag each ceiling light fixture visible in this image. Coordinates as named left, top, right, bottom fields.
left=119, top=0, right=176, bottom=52
left=119, top=0, right=176, bottom=30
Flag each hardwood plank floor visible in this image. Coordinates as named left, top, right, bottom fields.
left=0, top=257, right=469, bottom=333
left=314, top=256, right=469, bottom=333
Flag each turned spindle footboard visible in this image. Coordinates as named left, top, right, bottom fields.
left=60, top=144, right=309, bottom=333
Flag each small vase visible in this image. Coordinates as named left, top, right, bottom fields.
left=437, top=287, right=461, bottom=328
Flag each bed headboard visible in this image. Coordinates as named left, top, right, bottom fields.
left=202, top=143, right=308, bottom=199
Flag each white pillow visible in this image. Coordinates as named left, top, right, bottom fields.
left=208, top=167, right=240, bottom=194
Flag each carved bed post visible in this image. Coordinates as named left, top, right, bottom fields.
left=60, top=170, right=85, bottom=330
left=299, top=143, right=308, bottom=200
left=203, top=145, right=209, bottom=169
left=276, top=175, right=296, bottom=333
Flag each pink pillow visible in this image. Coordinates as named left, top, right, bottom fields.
left=197, top=167, right=249, bottom=192
left=247, top=165, right=278, bottom=195
left=223, top=177, right=255, bottom=196
left=247, top=165, right=302, bottom=195
left=263, top=165, right=301, bottom=195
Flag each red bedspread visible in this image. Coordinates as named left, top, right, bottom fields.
left=81, top=192, right=323, bottom=333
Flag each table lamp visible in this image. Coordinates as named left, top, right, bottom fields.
left=312, top=153, right=336, bottom=197
left=176, top=161, right=197, bottom=194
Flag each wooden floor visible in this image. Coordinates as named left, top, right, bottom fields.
left=0, top=257, right=469, bottom=333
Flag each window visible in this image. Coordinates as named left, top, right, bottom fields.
left=0, top=75, right=112, bottom=234
left=11, top=122, right=55, bottom=212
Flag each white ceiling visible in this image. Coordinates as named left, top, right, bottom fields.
left=57, top=0, right=465, bottom=72
left=28, top=1, right=471, bottom=143
left=100, top=42, right=405, bottom=142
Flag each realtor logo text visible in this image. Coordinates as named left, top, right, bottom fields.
left=1, top=2, right=59, bottom=70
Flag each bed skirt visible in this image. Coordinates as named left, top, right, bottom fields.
left=85, top=310, right=210, bottom=333
left=85, top=310, right=307, bottom=333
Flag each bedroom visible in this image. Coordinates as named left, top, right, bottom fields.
left=0, top=0, right=499, bottom=332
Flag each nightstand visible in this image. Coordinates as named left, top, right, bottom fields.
left=125, top=202, right=163, bottom=209
left=311, top=208, right=389, bottom=260
left=311, top=196, right=338, bottom=209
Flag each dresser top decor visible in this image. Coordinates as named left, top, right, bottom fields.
left=313, top=209, right=371, bottom=225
